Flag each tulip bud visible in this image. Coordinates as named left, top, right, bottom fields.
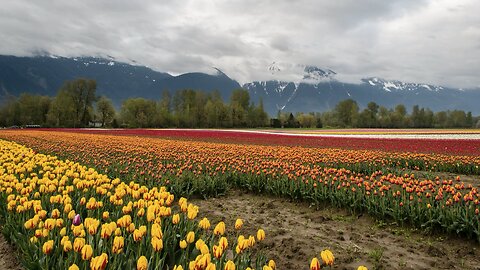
left=73, top=214, right=82, bottom=226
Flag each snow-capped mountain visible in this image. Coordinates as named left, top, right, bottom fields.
left=243, top=64, right=480, bottom=115
left=363, top=77, right=443, bottom=92
left=1, top=55, right=479, bottom=115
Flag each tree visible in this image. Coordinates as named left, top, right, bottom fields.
left=46, top=89, right=75, bottom=127
left=120, top=98, right=156, bottom=128
left=334, top=99, right=359, bottom=127
left=59, top=78, right=97, bottom=127
left=96, top=96, right=116, bottom=127
left=230, top=89, right=251, bottom=127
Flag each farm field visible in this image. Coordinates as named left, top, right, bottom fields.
left=0, top=129, right=480, bottom=269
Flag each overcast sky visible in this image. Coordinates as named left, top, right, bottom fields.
left=1, top=0, right=479, bottom=88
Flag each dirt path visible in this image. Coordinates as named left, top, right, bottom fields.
left=0, top=231, right=22, bottom=270
left=193, top=190, right=480, bottom=270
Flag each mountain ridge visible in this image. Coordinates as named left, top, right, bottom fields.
left=1, top=54, right=479, bottom=115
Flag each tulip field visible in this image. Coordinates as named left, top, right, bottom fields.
left=0, top=128, right=480, bottom=269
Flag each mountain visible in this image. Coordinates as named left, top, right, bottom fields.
left=243, top=66, right=480, bottom=115
left=1, top=55, right=479, bottom=115
left=0, top=55, right=239, bottom=107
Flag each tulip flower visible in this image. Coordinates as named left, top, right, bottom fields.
left=63, top=240, right=72, bottom=252
left=257, top=229, right=265, bottom=241
left=73, top=237, right=85, bottom=252
left=73, top=214, right=82, bottom=226
left=151, top=223, right=163, bottom=239
left=42, top=240, right=54, bottom=255
left=320, top=249, right=335, bottom=266
left=214, top=221, right=226, bottom=235
left=179, top=240, right=187, bottom=249
left=151, top=237, right=163, bottom=252
left=68, top=264, right=79, bottom=270
left=112, top=236, right=125, bottom=254
left=235, top=218, right=243, bottom=230
left=137, top=256, right=148, bottom=270
left=90, top=253, right=108, bottom=270
left=268, top=260, right=276, bottom=270
left=357, top=266, right=368, bottom=270
left=224, top=260, right=236, bottom=270
left=81, top=244, right=93, bottom=260
left=172, top=213, right=180, bottom=224
left=186, top=231, right=195, bottom=243
left=198, top=217, right=210, bottom=230
left=310, top=257, right=320, bottom=270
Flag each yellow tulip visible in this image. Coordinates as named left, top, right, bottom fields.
left=205, top=263, right=216, bottom=270
left=357, top=266, right=368, bottom=270
left=198, top=217, right=210, bottom=230
left=81, top=244, right=93, bottom=260
left=186, top=231, right=195, bottom=243
left=224, top=260, right=236, bottom=270
left=320, top=249, right=335, bottom=266
left=179, top=240, right=187, bottom=249
left=42, top=240, right=54, bottom=255
left=219, top=237, right=228, bottom=250
left=268, top=260, right=276, bottom=270
left=173, top=265, right=184, bottom=270
left=256, top=229, right=265, bottom=241
left=213, top=221, right=225, bottom=235
left=172, top=213, right=180, bottom=224
left=68, top=264, right=79, bottom=270
left=73, top=237, right=85, bottom=253
left=63, top=240, right=72, bottom=252
left=235, top=218, right=243, bottom=230
left=90, top=253, right=108, bottom=270
left=187, top=204, right=198, bottom=219
left=112, top=236, right=124, bottom=254
left=137, top=256, right=148, bottom=270
left=133, top=229, right=144, bottom=242
left=151, top=237, right=163, bottom=252
left=310, top=257, right=320, bottom=270
left=151, top=223, right=163, bottom=239
left=213, top=245, right=223, bottom=258
left=102, top=211, right=109, bottom=220
left=30, top=236, right=38, bottom=243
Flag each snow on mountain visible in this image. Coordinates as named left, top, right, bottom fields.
left=363, top=77, right=444, bottom=92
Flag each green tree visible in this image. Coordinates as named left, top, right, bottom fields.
left=120, top=98, right=156, bottom=128
left=46, top=89, right=75, bottom=127
left=334, top=99, right=359, bottom=127
left=59, top=78, right=97, bottom=127
left=96, top=96, right=116, bottom=127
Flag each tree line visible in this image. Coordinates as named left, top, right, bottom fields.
left=0, top=78, right=479, bottom=129
left=0, top=78, right=269, bottom=128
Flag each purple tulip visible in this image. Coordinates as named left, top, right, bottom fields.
left=73, top=214, right=82, bottom=226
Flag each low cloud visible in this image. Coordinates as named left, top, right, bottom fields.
left=0, top=0, right=478, bottom=88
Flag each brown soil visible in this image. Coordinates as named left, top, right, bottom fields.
left=193, top=190, right=480, bottom=270
left=0, top=231, right=22, bottom=270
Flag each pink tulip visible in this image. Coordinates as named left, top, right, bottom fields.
left=73, top=214, right=82, bottom=226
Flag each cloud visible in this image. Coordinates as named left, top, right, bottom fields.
left=0, top=0, right=478, bottom=88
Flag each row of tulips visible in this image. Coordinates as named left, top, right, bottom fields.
left=2, top=130, right=479, bottom=177
left=0, top=139, right=283, bottom=269
left=1, top=131, right=479, bottom=242
left=0, top=138, right=372, bottom=269
left=37, top=128, right=480, bottom=156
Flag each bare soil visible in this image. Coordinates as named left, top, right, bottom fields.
left=193, top=190, right=480, bottom=270
left=0, top=231, right=22, bottom=270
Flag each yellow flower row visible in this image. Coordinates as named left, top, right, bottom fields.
left=0, top=139, right=274, bottom=269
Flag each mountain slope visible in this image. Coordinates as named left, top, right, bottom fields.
left=0, top=55, right=242, bottom=106
left=243, top=67, right=480, bottom=115
left=1, top=55, right=479, bottom=115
